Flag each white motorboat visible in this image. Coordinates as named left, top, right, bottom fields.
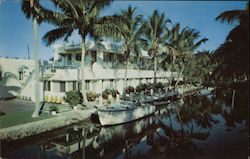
left=97, top=102, right=156, bottom=126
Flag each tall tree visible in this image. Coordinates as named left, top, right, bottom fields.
left=213, top=3, right=248, bottom=110
left=22, top=0, right=53, bottom=117
left=42, top=0, right=123, bottom=104
left=212, top=3, right=249, bottom=83
left=144, top=10, right=170, bottom=84
left=115, top=6, right=146, bottom=96
left=161, top=23, right=208, bottom=88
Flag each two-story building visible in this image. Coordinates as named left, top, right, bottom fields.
left=0, top=40, right=176, bottom=102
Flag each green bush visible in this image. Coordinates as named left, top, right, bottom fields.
left=111, top=89, right=120, bottom=98
left=49, top=105, right=58, bottom=112
left=135, top=83, right=152, bottom=93
left=102, top=89, right=120, bottom=99
left=102, top=89, right=112, bottom=99
left=87, top=91, right=97, bottom=101
left=136, top=85, right=142, bottom=93
left=64, top=91, right=82, bottom=106
left=125, top=86, right=135, bottom=94
left=153, top=82, right=164, bottom=91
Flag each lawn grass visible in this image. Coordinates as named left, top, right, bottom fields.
left=0, top=111, right=53, bottom=129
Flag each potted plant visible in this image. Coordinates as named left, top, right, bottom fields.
left=49, top=105, right=58, bottom=115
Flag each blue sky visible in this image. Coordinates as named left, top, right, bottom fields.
left=0, top=0, right=247, bottom=60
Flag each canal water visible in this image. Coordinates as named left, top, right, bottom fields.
left=0, top=88, right=248, bottom=159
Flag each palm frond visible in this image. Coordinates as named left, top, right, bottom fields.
left=42, top=27, right=73, bottom=46
left=215, top=10, right=243, bottom=24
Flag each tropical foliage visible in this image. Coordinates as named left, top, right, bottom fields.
left=115, top=6, right=146, bottom=94
left=160, top=23, right=208, bottom=87
left=64, top=91, right=82, bottom=107
left=212, top=3, right=249, bottom=83
left=21, top=0, right=53, bottom=117
left=41, top=0, right=123, bottom=104
left=184, top=51, right=215, bottom=85
left=143, top=10, right=171, bottom=84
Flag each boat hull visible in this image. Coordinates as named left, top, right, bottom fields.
left=97, top=104, right=156, bottom=126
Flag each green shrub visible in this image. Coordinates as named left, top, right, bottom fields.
left=135, top=83, right=152, bottom=93
left=110, top=89, right=120, bottom=98
left=64, top=91, right=82, bottom=106
left=87, top=91, right=97, bottom=101
left=102, top=89, right=112, bottom=99
left=136, top=85, right=142, bottom=93
left=153, top=82, right=164, bottom=91
left=49, top=105, right=58, bottom=112
left=125, top=86, right=135, bottom=94
left=102, top=89, right=120, bottom=99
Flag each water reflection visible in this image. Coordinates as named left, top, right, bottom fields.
left=1, top=88, right=248, bottom=159
left=89, top=115, right=158, bottom=159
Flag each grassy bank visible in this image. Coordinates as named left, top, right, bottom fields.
left=0, top=111, right=52, bottom=129
left=0, top=108, right=95, bottom=141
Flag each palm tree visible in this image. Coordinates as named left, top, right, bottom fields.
left=115, top=6, right=146, bottom=96
left=189, top=51, right=215, bottom=86
left=213, top=3, right=249, bottom=83
left=144, top=10, right=171, bottom=85
left=21, top=0, right=54, bottom=117
left=162, top=23, right=208, bottom=88
left=213, top=3, right=248, bottom=109
left=42, top=0, right=123, bottom=104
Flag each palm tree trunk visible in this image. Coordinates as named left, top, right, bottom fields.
left=231, top=74, right=236, bottom=110
left=168, top=64, right=174, bottom=89
left=153, top=55, right=157, bottom=84
left=168, top=48, right=176, bottom=90
left=123, top=58, right=129, bottom=97
left=31, top=17, right=41, bottom=118
left=174, top=63, right=185, bottom=89
left=231, top=89, right=236, bottom=110
left=81, top=39, right=88, bottom=104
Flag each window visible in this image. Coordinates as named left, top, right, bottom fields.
left=73, top=81, right=77, bottom=91
left=44, top=81, right=51, bottom=91
left=78, top=81, right=82, bottom=91
left=19, top=71, right=23, bottom=80
left=60, top=81, right=66, bottom=92
left=117, top=54, right=125, bottom=61
left=76, top=53, right=81, bottom=61
left=104, top=52, right=114, bottom=62
left=68, top=54, right=72, bottom=61
left=85, top=80, right=90, bottom=90
left=68, top=54, right=72, bottom=65
left=110, top=79, right=114, bottom=89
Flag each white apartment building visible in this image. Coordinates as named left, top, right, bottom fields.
left=0, top=40, right=176, bottom=102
